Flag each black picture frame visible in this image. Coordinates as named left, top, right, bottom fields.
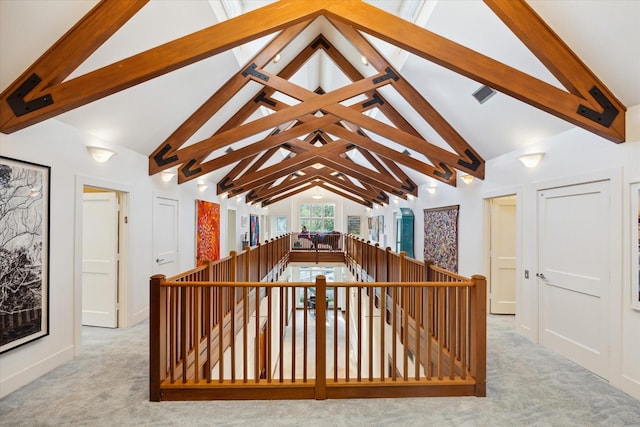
left=0, top=156, right=50, bottom=354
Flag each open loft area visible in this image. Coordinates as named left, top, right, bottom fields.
left=1, top=0, right=640, bottom=411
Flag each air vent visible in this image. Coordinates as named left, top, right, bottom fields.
left=472, top=85, right=496, bottom=104
left=402, top=149, right=411, bottom=156
left=225, top=147, right=234, bottom=153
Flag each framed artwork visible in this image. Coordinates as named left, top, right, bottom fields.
left=371, top=216, right=379, bottom=242
left=377, top=215, right=385, bottom=234
left=195, top=200, right=220, bottom=266
left=424, top=205, right=459, bottom=273
left=250, top=214, right=259, bottom=246
left=347, top=215, right=361, bottom=236
left=0, top=156, right=50, bottom=354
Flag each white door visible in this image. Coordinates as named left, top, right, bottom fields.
left=227, top=209, right=237, bottom=253
left=82, top=192, right=118, bottom=328
left=153, top=196, right=179, bottom=277
left=537, top=180, right=610, bottom=378
left=490, top=196, right=517, bottom=314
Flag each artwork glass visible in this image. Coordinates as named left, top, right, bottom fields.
left=196, top=200, right=220, bottom=266
left=0, top=156, right=50, bottom=354
left=424, top=205, right=459, bottom=273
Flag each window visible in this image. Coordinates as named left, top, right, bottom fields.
left=299, top=203, right=335, bottom=231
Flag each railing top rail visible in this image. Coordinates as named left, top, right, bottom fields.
left=428, top=264, right=471, bottom=281
left=161, top=280, right=474, bottom=288
left=166, top=265, right=207, bottom=282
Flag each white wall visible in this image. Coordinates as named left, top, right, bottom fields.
left=0, top=119, right=264, bottom=397
left=384, top=105, right=640, bottom=400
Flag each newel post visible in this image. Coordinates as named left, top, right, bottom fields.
left=315, top=275, right=327, bottom=400
left=386, top=247, right=392, bottom=282
left=150, top=274, right=167, bottom=402
left=470, top=274, right=487, bottom=397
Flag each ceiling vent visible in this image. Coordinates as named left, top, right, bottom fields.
left=472, top=85, right=496, bottom=104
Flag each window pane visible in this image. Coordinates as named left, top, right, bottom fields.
left=300, top=203, right=311, bottom=218
left=324, top=204, right=335, bottom=218
left=276, top=216, right=287, bottom=233
left=311, top=219, right=322, bottom=231
left=300, top=219, right=310, bottom=230
left=311, top=204, right=322, bottom=217
left=324, top=219, right=335, bottom=231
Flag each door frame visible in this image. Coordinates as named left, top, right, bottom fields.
left=74, top=175, right=131, bottom=355
left=533, top=167, right=622, bottom=379
left=482, top=187, right=522, bottom=319
left=486, top=194, right=518, bottom=315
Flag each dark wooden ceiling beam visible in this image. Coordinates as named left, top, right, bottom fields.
left=1, top=0, right=321, bottom=133
left=330, top=18, right=485, bottom=175
left=165, top=67, right=394, bottom=175
left=148, top=21, right=310, bottom=174
left=0, top=0, right=149, bottom=130
left=257, top=70, right=481, bottom=178
left=324, top=1, right=625, bottom=143
left=485, top=0, right=625, bottom=141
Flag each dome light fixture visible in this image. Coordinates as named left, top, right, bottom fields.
left=87, top=146, right=116, bottom=163
left=518, top=152, right=545, bottom=168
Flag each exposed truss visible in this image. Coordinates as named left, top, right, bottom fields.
left=0, top=0, right=626, bottom=207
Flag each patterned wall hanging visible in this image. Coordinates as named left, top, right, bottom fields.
left=196, top=200, right=220, bottom=266
left=424, top=205, right=459, bottom=273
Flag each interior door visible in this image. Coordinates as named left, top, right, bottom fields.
left=82, top=191, right=118, bottom=328
left=153, top=196, right=179, bottom=277
left=537, top=180, right=610, bottom=379
left=227, top=209, right=237, bottom=253
left=490, top=196, right=517, bottom=314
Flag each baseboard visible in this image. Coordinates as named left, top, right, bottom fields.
left=0, top=344, right=75, bottom=399
left=619, top=373, right=640, bottom=401
left=131, top=306, right=149, bottom=325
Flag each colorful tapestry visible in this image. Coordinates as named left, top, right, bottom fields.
left=250, top=214, right=259, bottom=246
left=424, top=205, right=459, bottom=273
left=196, top=200, right=220, bottom=266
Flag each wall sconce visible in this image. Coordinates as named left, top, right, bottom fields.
left=460, top=174, right=474, bottom=185
left=198, top=183, right=208, bottom=192
left=518, top=152, right=545, bottom=168
left=160, top=170, right=175, bottom=182
left=426, top=185, right=437, bottom=194
left=87, top=146, right=116, bottom=163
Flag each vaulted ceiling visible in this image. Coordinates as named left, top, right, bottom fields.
left=1, top=0, right=636, bottom=207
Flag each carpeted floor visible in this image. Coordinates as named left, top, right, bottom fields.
left=1, top=313, right=639, bottom=426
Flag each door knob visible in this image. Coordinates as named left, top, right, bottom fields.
left=156, top=258, right=164, bottom=263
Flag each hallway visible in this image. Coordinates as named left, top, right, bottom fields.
left=1, top=263, right=639, bottom=425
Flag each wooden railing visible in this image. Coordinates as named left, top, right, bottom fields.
left=150, top=234, right=486, bottom=401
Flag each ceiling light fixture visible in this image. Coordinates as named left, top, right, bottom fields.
left=518, top=152, right=545, bottom=168
left=360, top=56, right=369, bottom=66
left=198, top=183, right=208, bottom=192
left=312, top=191, right=323, bottom=200
left=460, top=174, right=474, bottom=185
left=87, top=146, right=116, bottom=163
left=160, top=170, right=175, bottom=182
left=273, top=53, right=281, bottom=63
left=427, top=185, right=437, bottom=194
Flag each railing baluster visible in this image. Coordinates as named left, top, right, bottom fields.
left=368, top=284, right=374, bottom=381
left=380, top=284, right=385, bottom=382
left=291, top=286, right=296, bottom=382
left=303, top=287, right=308, bottom=382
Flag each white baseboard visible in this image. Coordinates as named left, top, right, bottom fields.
left=131, top=306, right=149, bottom=325
left=0, top=345, right=75, bottom=399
